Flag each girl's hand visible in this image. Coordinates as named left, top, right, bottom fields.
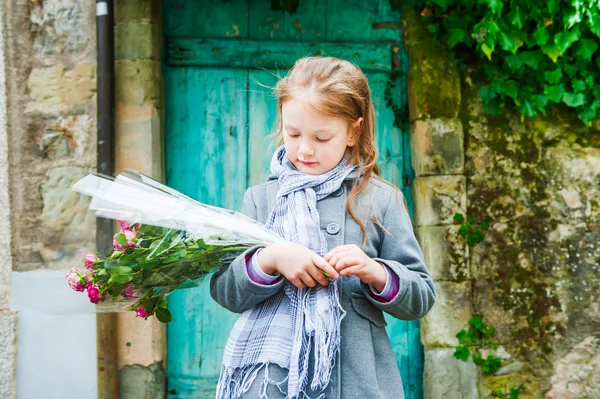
left=325, top=245, right=387, bottom=292
left=257, top=242, right=339, bottom=289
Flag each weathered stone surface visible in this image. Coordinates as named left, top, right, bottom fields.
left=118, top=362, right=166, bottom=399
left=59, top=64, right=96, bottom=104
left=545, top=336, right=600, bottom=399
left=0, top=311, right=17, bottom=399
left=423, top=348, right=479, bottom=399
left=115, top=23, right=159, bottom=61
left=403, top=10, right=461, bottom=121
left=421, top=281, right=472, bottom=347
left=36, top=114, right=94, bottom=159
left=416, top=225, right=468, bottom=280
left=27, top=66, right=63, bottom=105
left=115, top=60, right=161, bottom=106
left=30, top=0, right=89, bottom=54
left=115, top=105, right=162, bottom=178
left=410, top=118, right=464, bottom=176
left=115, top=0, right=160, bottom=24
left=39, top=166, right=95, bottom=267
left=413, top=175, right=466, bottom=226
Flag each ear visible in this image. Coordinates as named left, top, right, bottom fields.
left=347, top=117, right=363, bottom=147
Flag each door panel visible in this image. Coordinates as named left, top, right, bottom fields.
left=163, top=1, right=422, bottom=397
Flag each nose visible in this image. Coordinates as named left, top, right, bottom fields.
left=298, top=140, right=314, bottom=158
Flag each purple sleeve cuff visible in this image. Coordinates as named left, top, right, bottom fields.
left=246, top=248, right=281, bottom=285
left=369, top=263, right=400, bottom=302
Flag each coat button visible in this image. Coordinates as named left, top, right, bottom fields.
left=326, top=223, right=340, bottom=235
left=331, top=187, right=344, bottom=197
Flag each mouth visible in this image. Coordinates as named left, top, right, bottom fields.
left=299, top=160, right=317, bottom=165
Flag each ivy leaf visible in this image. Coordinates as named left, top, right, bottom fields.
left=547, top=0, right=559, bottom=17
left=544, top=44, right=561, bottom=62
left=545, top=84, right=564, bottom=103
left=447, top=28, right=466, bottom=48
left=572, top=79, right=586, bottom=92
left=534, top=27, right=550, bottom=47
left=458, top=225, right=469, bottom=235
left=588, top=12, right=600, bottom=38
left=575, top=39, right=599, bottom=61
left=563, top=92, right=586, bottom=107
left=520, top=97, right=537, bottom=117
left=554, top=27, right=582, bottom=56
left=453, top=213, right=465, bottom=222
left=544, top=69, right=562, bottom=84
left=453, top=346, right=470, bottom=361
left=564, top=10, right=582, bottom=29
left=481, top=43, right=494, bottom=60
left=500, top=79, right=519, bottom=99
left=507, top=6, right=525, bottom=30
left=483, top=0, right=504, bottom=14
left=498, top=32, right=515, bottom=52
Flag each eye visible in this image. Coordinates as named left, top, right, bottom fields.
left=315, top=137, right=330, bottom=143
left=286, top=130, right=299, bottom=138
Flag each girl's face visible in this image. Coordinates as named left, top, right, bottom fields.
left=281, top=95, right=358, bottom=175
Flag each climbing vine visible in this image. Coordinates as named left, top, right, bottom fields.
left=403, top=0, right=600, bottom=125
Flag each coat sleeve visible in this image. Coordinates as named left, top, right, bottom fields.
left=361, top=190, right=436, bottom=320
left=209, top=187, right=285, bottom=313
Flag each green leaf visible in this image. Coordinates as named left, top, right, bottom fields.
left=480, top=221, right=489, bottom=230
left=453, top=346, right=470, bottom=361
left=500, top=80, right=519, bottom=99
left=155, top=307, right=172, bottom=323
left=565, top=10, right=582, bottom=29
left=453, top=213, right=465, bottom=223
left=576, top=39, right=599, bottom=61
left=458, top=225, right=469, bottom=235
left=110, top=266, right=133, bottom=276
left=572, top=79, right=586, bottom=92
left=544, top=45, right=561, bottom=62
left=507, top=6, right=525, bottom=30
left=481, top=43, right=494, bottom=60
left=544, top=69, right=562, bottom=84
left=547, top=0, right=559, bottom=16
left=483, top=0, right=504, bottom=14
left=534, top=27, right=550, bottom=47
left=563, top=92, right=586, bottom=107
left=554, top=28, right=582, bottom=56
left=447, top=29, right=466, bottom=48
left=498, top=32, right=515, bottom=52
left=115, top=233, right=128, bottom=246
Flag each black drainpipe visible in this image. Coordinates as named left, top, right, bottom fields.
left=96, top=1, right=118, bottom=399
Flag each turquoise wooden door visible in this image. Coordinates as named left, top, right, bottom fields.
left=163, top=1, right=421, bottom=398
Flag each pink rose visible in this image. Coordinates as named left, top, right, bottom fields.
left=118, top=220, right=130, bottom=230
left=66, top=268, right=86, bottom=292
left=113, top=229, right=138, bottom=251
left=87, top=284, right=104, bottom=304
left=135, top=307, right=148, bottom=318
left=84, top=253, right=97, bottom=270
left=120, top=284, right=139, bottom=300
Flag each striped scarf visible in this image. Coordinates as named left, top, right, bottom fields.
left=216, top=146, right=356, bottom=398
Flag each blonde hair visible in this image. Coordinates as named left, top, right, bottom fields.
left=273, top=56, right=397, bottom=247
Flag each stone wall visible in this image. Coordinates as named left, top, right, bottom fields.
left=404, top=9, right=600, bottom=399
left=5, top=0, right=97, bottom=272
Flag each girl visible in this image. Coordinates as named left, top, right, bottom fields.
left=210, top=56, right=436, bottom=399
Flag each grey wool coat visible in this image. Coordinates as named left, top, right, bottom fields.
left=210, top=173, right=436, bottom=399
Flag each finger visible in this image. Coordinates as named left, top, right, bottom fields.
left=339, top=265, right=363, bottom=277
left=334, top=256, right=360, bottom=272
left=313, top=255, right=339, bottom=279
left=299, top=272, right=318, bottom=288
left=324, top=245, right=353, bottom=262
left=290, top=278, right=307, bottom=289
left=307, top=265, right=329, bottom=287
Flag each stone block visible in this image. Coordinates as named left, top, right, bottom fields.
left=116, top=60, right=161, bottom=106
left=416, top=225, right=468, bottom=280
left=410, top=118, right=464, bottom=176
left=115, top=23, right=159, bottom=61
left=58, top=64, right=96, bottom=105
left=413, top=175, right=466, bottom=226
left=30, top=0, right=89, bottom=55
left=421, top=281, right=472, bottom=347
left=39, top=167, right=96, bottom=267
left=36, top=115, right=94, bottom=159
left=118, top=362, right=166, bottom=399
left=0, top=311, right=18, bottom=399
left=115, top=0, right=160, bottom=24
left=403, top=10, right=461, bottom=121
left=115, top=105, right=162, bottom=179
left=27, top=66, right=63, bottom=105
left=424, top=348, right=479, bottom=399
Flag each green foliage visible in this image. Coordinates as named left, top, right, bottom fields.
left=406, top=0, right=600, bottom=125
left=454, top=212, right=489, bottom=245
left=454, top=316, right=521, bottom=398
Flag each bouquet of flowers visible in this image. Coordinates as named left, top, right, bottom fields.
left=66, top=169, right=282, bottom=323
